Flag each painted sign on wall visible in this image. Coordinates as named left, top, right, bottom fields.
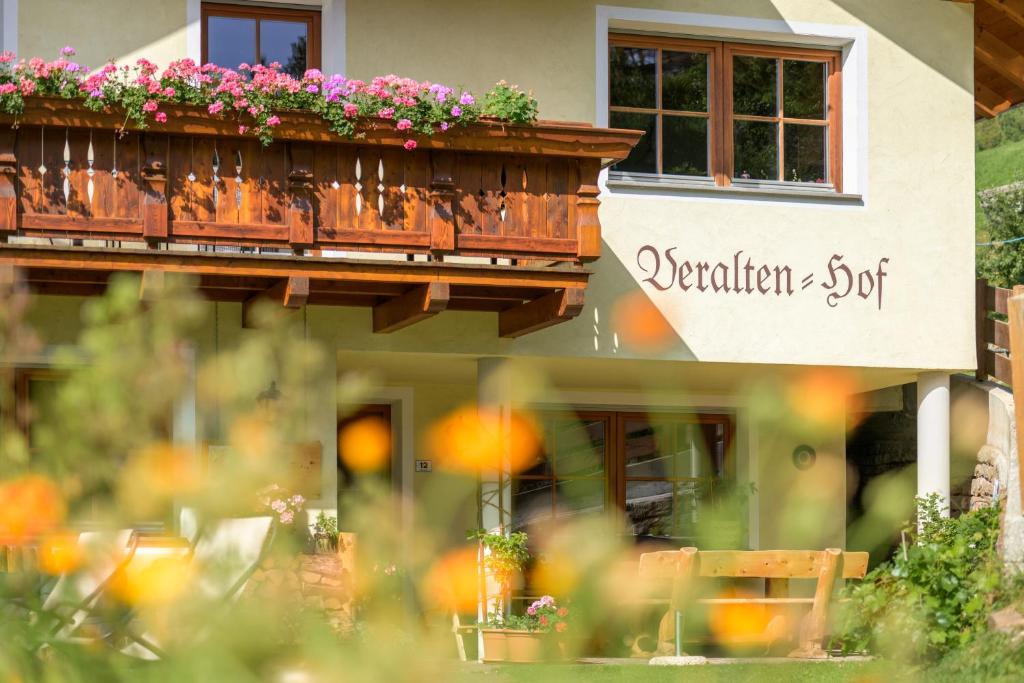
left=637, top=246, right=890, bottom=310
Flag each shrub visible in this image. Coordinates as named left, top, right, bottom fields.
left=834, top=495, right=1008, bottom=662
left=977, top=183, right=1024, bottom=287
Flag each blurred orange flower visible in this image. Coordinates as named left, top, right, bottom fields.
left=422, top=547, right=479, bottom=612
left=339, top=416, right=391, bottom=473
left=612, top=291, right=676, bottom=352
left=38, top=531, right=84, bottom=575
left=110, top=554, right=193, bottom=606
left=708, top=590, right=772, bottom=645
left=787, top=368, right=863, bottom=428
left=427, top=406, right=540, bottom=474
left=0, top=475, right=65, bottom=544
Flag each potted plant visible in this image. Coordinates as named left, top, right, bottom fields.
left=484, top=595, right=572, bottom=663
left=469, top=530, right=569, bottom=663
left=312, top=511, right=339, bottom=554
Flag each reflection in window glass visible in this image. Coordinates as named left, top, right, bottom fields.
left=733, top=55, right=777, bottom=117
left=512, top=478, right=553, bottom=533
left=784, top=124, right=826, bottom=183
left=783, top=60, right=826, bottom=119
left=207, top=16, right=256, bottom=68
left=260, top=19, right=308, bottom=78
left=556, top=479, right=605, bottom=522
left=663, top=116, right=708, bottom=177
left=610, top=111, right=656, bottom=173
left=662, top=51, right=708, bottom=112
left=734, top=120, right=778, bottom=181
left=552, top=418, right=606, bottom=478
left=610, top=47, right=657, bottom=108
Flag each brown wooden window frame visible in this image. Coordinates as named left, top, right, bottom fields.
left=201, top=2, right=322, bottom=72
left=609, top=33, right=843, bottom=192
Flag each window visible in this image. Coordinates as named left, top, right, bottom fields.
left=202, top=2, right=321, bottom=78
left=609, top=34, right=842, bottom=191
left=511, top=410, right=734, bottom=545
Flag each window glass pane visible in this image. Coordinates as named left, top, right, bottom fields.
left=512, top=478, right=553, bottom=532
left=674, top=422, right=708, bottom=478
left=552, top=418, right=605, bottom=478
left=663, top=116, right=708, bottom=177
left=556, top=479, right=605, bottom=521
left=626, top=480, right=673, bottom=539
left=609, top=112, right=656, bottom=173
left=784, top=124, right=827, bottom=183
left=734, top=120, right=779, bottom=181
left=732, top=55, right=777, bottom=117
left=260, top=19, right=308, bottom=78
left=783, top=60, right=826, bottom=120
left=610, top=47, right=657, bottom=108
left=624, top=418, right=674, bottom=478
left=207, top=16, right=256, bottom=68
left=662, top=51, right=707, bottom=112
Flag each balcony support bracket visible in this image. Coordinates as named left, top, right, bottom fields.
left=373, top=281, right=450, bottom=333
left=287, top=143, right=315, bottom=252
left=498, top=286, right=585, bottom=338
left=242, top=275, right=310, bottom=328
left=140, top=134, right=169, bottom=245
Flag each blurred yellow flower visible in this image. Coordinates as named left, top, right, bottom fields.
left=119, top=443, right=202, bottom=517
left=0, top=475, right=65, bottom=544
left=339, top=416, right=391, bottom=473
left=38, top=531, right=84, bottom=575
left=531, top=551, right=579, bottom=597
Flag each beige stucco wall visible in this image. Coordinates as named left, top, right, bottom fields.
left=17, top=0, right=189, bottom=68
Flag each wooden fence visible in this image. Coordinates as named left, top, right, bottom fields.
left=976, top=279, right=1020, bottom=385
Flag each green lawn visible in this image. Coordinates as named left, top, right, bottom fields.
left=977, top=137, right=1024, bottom=191
left=461, top=662, right=897, bottom=683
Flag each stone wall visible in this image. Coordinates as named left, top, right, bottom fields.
left=245, top=533, right=358, bottom=632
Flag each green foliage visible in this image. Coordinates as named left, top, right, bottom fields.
left=468, top=529, right=530, bottom=591
left=834, top=495, right=1009, bottom=662
left=976, top=106, right=1024, bottom=152
left=481, top=82, right=539, bottom=124
left=977, top=183, right=1024, bottom=287
left=927, top=632, right=1024, bottom=683
left=313, top=511, right=339, bottom=552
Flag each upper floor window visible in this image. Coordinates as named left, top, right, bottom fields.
left=202, top=2, right=321, bottom=78
left=609, top=34, right=842, bottom=191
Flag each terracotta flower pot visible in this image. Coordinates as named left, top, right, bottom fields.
left=480, top=629, right=565, bottom=663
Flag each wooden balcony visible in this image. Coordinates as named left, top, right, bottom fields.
left=0, top=98, right=640, bottom=336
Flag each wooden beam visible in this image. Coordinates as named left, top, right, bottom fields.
left=498, top=287, right=584, bottom=338
left=975, top=26, right=1024, bottom=92
left=981, top=0, right=1024, bottom=30
left=242, top=276, right=309, bottom=328
left=976, top=80, right=1015, bottom=117
left=372, top=282, right=450, bottom=333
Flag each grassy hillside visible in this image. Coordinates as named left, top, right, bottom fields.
left=977, top=136, right=1024, bottom=191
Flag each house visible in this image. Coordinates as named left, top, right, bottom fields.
left=0, top=0, right=1011, bottom=597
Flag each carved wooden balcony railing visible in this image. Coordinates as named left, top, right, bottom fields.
left=0, top=97, right=641, bottom=336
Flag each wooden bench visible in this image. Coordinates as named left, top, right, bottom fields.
left=638, top=548, right=869, bottom=659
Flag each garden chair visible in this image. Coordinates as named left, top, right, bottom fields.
left=115, top=515, right=275, bottom=660
left=41, top=529, right=139, bottom=641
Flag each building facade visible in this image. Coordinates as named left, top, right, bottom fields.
left=0, top=0, right=980, bottom=559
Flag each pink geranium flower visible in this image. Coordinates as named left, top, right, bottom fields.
left=403, top=139, right=417, bottom=150
left=154, top=112, right=167, bottom=123
left=396, top=118, right=412, bottom=131
left=208, top=101, right=224, bottom=114
left=266, top=115, right=281, bottom=126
